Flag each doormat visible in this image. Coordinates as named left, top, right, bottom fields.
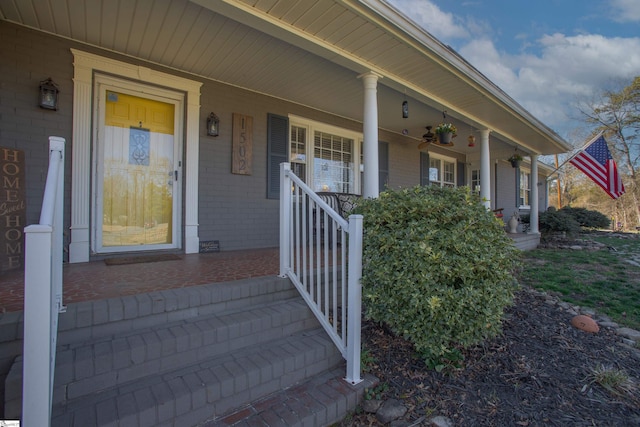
left=104, top=254, right=182, bottom=266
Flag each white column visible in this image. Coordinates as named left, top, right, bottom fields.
left=529, top=154, right=539, bottom=234
left=359, top=72, right=382, bottom=199
left=184, top=93, right=201, bottom=253
left=479, top=129, right=491, bottom=209
left=69, top=56, right=92, bottom=263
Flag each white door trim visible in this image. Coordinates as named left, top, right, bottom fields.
left=69, top=49, right=202, bottom=263
left=92, top=77, right=183, bottom=254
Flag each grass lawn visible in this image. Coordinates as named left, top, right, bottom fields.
left=518, top=233, right=640, bottom=331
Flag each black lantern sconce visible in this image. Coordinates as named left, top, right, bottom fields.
left=206, top=112, right=220, bottom=137
left=39, top=78, right=59, bottom=110
left=402, top=100, right=409, bottom=119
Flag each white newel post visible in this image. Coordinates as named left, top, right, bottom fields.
left=345, top=214, right=363, bottom=385
left=23, top=226, right=54, bottom=427
left=360, top=72, right=381, bottom=199
left=23, top=136, right=66, bottom=427
left=529, top=154, right=540, bottom=234
left=479, top=129, right=492, bottom=209
left=279, top=162, right=291, bottom=277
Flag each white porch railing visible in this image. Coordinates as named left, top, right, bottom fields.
left=279, top=163, right=363, bottom=384
left=22, top=136, right=66, bottom=427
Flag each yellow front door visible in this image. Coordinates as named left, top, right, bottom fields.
left=97, top=90, right=178, bottom=251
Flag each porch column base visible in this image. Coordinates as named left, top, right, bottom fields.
left=185, top=225, right=199, bottom=254
left=69, top=227, right=89, bottom=263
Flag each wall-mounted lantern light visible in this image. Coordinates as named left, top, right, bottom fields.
left=39, top=78, right=59, bottom=110
left=206, top=112, right=220, bottom=137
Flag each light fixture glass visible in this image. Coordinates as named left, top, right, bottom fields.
left=206, top=112, right=220, bottom=137
left=39, top=78, right=59, bottom=110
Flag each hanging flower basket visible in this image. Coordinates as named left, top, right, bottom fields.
left=438, top=131, right=453, bottom=145
left=508, top=154, right=523, bottom=168
left=435, top=123, right=457, bottom=146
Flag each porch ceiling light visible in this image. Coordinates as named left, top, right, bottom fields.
left=206, top=112, right=220, bottom=137
left=39, top=78, right=59, bottom=110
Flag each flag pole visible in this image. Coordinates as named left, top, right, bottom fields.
left=545, top=131, right=605, bottom=180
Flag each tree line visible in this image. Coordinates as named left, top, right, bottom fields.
left=552, top=76, right=639, bottom=231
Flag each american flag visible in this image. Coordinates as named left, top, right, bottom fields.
left=570, top=135, right=625, bottom=199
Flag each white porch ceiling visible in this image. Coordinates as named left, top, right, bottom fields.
left=0, top=0, right=571, bottom=155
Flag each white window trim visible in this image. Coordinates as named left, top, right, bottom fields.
left=470, top=167, right=481, bottom=194
left=519, top=167, right=532, bottom=210
left=428, top=152, right=457, bottom=187
left=289, top=115, right=362, bottom=194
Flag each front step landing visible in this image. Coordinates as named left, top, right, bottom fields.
left=207, top=367, right=377, bottom=427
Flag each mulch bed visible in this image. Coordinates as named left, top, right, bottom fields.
left=346, top=287, right=640, bottom=426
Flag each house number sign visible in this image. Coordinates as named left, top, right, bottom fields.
left=232, top=113, right=253, bottom=175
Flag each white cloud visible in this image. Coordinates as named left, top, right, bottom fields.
left=461, top=33, right=640, bottom=133
left=609, top=0, right=640, bottom=22
left=387, top=0, right=640, bottom=136
left=386, top=0, right=469, bottom=40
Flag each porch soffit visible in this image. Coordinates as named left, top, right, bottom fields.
left=0, top=0, right=570, bottom=155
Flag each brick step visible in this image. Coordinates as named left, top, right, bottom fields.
left=49, top=327, right=344, bottom=427
left=0, top=276, right=298, bottom=410
left=4, top=275, right=370, bottom=426
left=56, top=276, right=298, bottom=346
left=207, top=366, right=377, bottom=427
left=5, top=297, right=318, bottom=412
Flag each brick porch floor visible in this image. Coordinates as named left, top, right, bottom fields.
left=0, top=248, right=279, bottom=314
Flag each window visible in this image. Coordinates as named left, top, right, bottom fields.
left=289, top=117, right=361, bottom=194
left=313, top=131, right=354, bottom=192
left=519, top=170, right=531, bottom=207
left=471, top=169, right=481, bottom=195
left=290, top=125, right=307, bottom=181
left=428, top=155, right=456, bottom=187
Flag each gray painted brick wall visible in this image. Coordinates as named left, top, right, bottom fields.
left=3, top=20, right=534, bottom=258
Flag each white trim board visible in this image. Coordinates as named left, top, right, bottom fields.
left=69, top=49, right=202, bottom=262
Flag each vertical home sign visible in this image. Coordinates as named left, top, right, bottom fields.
left=0, top=147, right=26, bottom=273
left=232, top=113, right=253, bottom=175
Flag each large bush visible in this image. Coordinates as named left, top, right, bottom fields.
left=354, top=186, right=519, bottom=364
left=559, top=206, right=610, bottom=229
left=539, top=208, right=581, bottom=236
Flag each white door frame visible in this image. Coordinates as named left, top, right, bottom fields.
left=69, top=49, right=202, bottom=262
left=92, top=76, right=183, bottom=254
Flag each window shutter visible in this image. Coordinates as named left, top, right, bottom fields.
left=420, top=152, right=430, bottom=186
left=266, top=114, right=288, bottom=199
left=457, top=161, right=465, bottom=187
left=378, top=141, right=389, bottom=192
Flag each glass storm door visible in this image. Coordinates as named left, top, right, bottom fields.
left=95, top=88, right=181, bottom=253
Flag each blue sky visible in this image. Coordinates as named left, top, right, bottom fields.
left=387, top=0, right=640, bottom=143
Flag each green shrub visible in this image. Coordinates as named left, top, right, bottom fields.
left=354, top=186, right=520, bottom=364
left=539, top=209, right=581, bottom=236
left=560, top=206, right=610, bottom=229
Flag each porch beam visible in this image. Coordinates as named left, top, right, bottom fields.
left=479, top=129, right=491, bottom=209
left=360, top=72, right=382, bottom=199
